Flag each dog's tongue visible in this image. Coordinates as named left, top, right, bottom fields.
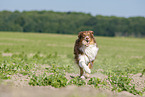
left=85, top=42, right=89, bottom=46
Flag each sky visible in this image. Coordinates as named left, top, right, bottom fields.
left=0, top=0, right=145, bottom=17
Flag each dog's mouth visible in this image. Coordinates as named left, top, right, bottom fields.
left=82, top=40, right=90, bottom=47
left=86, top=40, right=89, bottom=43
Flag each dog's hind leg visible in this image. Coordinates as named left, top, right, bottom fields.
left=80, top=67, right=86, bottom=79
left=79, top=67, right=84, bottom=76
left=88, top=61, right=94, bottom=69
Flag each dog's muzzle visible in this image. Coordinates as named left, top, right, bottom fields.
left=82, top=36, right=90, bottom=47
left=85, top=36, right=90, bottom=42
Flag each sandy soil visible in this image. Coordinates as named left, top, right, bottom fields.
left=0, top=72, right=144, bottom=97
left=0, top=84, right=140, bottom=97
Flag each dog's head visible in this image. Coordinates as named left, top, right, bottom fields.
left=78, top=31, right=95, bottom=47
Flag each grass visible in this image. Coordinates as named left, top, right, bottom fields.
left=0, top=31, right=145, bottom=95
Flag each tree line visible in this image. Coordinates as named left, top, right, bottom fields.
left=0, top=10, right=145, bottom=37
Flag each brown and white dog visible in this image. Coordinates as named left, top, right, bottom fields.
left=74, top=31, right=99, bottom=78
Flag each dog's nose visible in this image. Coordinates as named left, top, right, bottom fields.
left=85, top=36, right=89, bottom=40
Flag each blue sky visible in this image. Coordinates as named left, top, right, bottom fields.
left=0, top=0, right=145, bottom=17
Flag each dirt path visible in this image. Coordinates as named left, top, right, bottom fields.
left=0, top=73, right=144, bottom=97
left=0, top=84, right=140, bottom=97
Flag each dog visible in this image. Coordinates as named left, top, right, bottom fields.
left=74, top=31, right=99, bottom=78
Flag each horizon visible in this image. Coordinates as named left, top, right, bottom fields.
left=1, top=10, right=145, bottom=18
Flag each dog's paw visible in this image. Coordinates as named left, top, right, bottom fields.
left=80, top=76, right=85, bottom=79
left=85, top=73, right=90, bottom=78
left=84, top=66, right=91, bottom=74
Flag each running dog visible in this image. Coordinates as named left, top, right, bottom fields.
left=74, top=31, right=99, bottom=78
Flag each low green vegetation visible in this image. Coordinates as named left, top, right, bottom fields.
left=0, top=32, right=145, bottom=95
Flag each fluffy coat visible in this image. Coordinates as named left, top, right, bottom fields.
left=74, top=31, right=99, bottom=78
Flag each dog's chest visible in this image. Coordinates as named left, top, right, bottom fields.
left=79, top=44, right=99, bottom=63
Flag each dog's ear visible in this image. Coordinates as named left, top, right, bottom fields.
left=78, top=31, right=83, bottom=39
left=89, top=31, right=94, bottom=34
left=90, top=31, right=94, bottom=38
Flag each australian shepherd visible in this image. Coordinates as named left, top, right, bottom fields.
left=74, top=31, right=99, bottom=78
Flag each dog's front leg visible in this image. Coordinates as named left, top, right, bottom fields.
left=79, top=61, right=91, bottom=74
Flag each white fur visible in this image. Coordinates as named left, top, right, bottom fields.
left=78, top=44, right=99, bottom=73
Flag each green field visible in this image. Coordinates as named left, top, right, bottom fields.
left=0, top=32, right=145, bottom=96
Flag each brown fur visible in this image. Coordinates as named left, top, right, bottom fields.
left=74, top=31, right=97, bottom=77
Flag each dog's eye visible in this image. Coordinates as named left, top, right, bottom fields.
left=82, top=35, right=85, bottom=38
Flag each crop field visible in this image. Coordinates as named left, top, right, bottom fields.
left=0, top=32, right=145, bottom=97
